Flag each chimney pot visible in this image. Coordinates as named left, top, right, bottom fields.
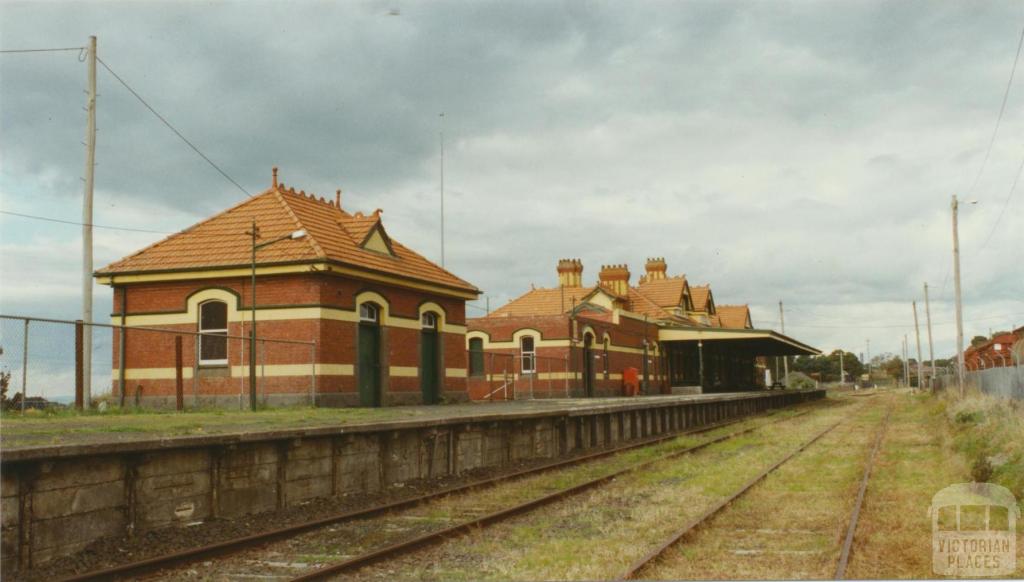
left=272, top=166, right=279, bottom=188
left=556, top=258, right=584, bottom=287
left=336, top=189, right=342, bottom=208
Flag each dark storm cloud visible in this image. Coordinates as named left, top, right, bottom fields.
left=1, top=0, right=1022, bottom=358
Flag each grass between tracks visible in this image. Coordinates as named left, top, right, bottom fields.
left=345, top=398, right=856, bottom=581
left=844, top=392, right=987, bottom=578
left=644, top=396, right=888, bottom=579
left=272, top=407, right=814, bottom=567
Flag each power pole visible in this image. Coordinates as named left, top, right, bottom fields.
left=779, top=301, right=788, bottom=387
left=839, top=351, right=845, bottom=385
left=951, top=195, right=966, bottom=397
left=866, top=339, right=871, bottom=378
left=903, top=334, right=910, bottom=387
left=439, top=112, right=445, bottom=268
left=924, top=282, right=936, bottom=388
left=81, top=35, right=97, bottom=409
left=913, top=301, right=924, bottom=389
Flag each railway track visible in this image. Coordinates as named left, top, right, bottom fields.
left=834, top=398, right=893, bottom=579
left=58, top=403, right=818, bottom=582
left=620, top=395, right=894, bottom=581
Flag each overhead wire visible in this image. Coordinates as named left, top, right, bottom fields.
left=95, top=56, right=252, bottom=198
left=0, top=210, right=172, bottom=234
left=0, top=47, right=85, bottom=53
left=965, top=24, right=1024, bottom=199
left=978, top=149, right=1024, bottom=251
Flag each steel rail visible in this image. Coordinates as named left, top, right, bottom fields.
left=834, top=399, right=894, bottom=579
left=287, top=410, right=817, bottom=582
left=617, top=420, right=842, bottom=580
left=60, top=405, right=813, bottom=582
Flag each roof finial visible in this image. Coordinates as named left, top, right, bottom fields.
left=336, top=189, right=342, bottom=208
left=272, top=166, right=278, bottom=188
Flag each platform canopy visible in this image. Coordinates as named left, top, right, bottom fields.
left=658, top=326, right=820, bottom=356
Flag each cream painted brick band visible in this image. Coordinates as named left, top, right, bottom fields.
left=112, top=363, right=353, bottom=381
left=389, top=366, right=419, bottom=377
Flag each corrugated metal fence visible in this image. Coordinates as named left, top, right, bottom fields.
left=935, top=364, right=1024, bottom=400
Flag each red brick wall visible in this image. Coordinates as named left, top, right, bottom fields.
left=466, top=312, right=665, bottom=399
left=111, top=272, right=469, bottom=405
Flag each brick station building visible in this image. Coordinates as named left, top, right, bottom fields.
left=95, top=170, right=480, bottom=407
left=467, top=258, right=817, bottom=399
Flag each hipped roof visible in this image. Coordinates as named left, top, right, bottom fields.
left=96, top=185, right=479, bottom=294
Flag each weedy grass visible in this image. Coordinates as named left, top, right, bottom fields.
left=843, top=392, right=981, bottom=578
left=943, top=388, right=1024, bottom=503
left=350, top=399, right=857, bottom=581
left=646, top=397, right=888, bottom=580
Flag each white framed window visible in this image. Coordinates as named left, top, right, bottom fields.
left=199, top=300, right=228, bottom=366
left=421, top=312, right=438, bottom=330
left=359, top=303, right=379, bottom=323
left=520, top=336, right=536, bottom=374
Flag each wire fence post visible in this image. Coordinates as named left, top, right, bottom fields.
left=310, top=340, right=317, bottom=407
left=74, top=319, right=84, bottom=410
left=21, top=318, right=29, bottom=413
left=259, top=338, right=266, bottom=406
left=175, top=335, right=184, bottom=412
left=118, top=323, right=127, bottom=408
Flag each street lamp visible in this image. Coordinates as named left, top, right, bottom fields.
left=249, top=219, right=306, bottom=410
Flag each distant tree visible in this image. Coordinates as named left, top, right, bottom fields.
left=790, top=350, right=865, bottom=383
left=0, top=345, right=11, bottom=410
left=971, top=335, right=988, bottom=347
left=881, top=355, right=904, bottom=379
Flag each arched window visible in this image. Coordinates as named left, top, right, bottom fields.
left=520, top=336, right=536, bottom=374
left=199, top=300, right=228, bottom=366
left=421, top=312, right=438, bottom=329
left=359, top=302, right=379, bottom=323
left=469, top=337, right=485, bottom=377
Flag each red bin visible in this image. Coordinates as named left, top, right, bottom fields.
left=622, top=367, right=640, bottom=396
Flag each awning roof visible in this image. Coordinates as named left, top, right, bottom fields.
left=658, top=326, right=820, bottom=356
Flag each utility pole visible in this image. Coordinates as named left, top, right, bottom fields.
left=903, top=334, right=910, bottom=387
left=779, top=301, right=788, bottom=387
left=951, top=195, right=966, bottom=397
left=839, top=351, right=845, bottom=385
left=913, top=301, right=924, bottom=390
left=81, top=35, right=97, bottom=409
left=924, top=282, right=936, bottom=389
left=866, top=339, right=871, bottom=378
left=439, top=112, right=445, bottom=268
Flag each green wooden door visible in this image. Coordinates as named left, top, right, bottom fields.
left=583, top=334, right=594, bottom=397
left=420, top=329, right=440, bottom=404
left=358, top=322, right=381, bottom=407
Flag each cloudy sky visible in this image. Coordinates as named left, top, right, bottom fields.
left=1, top=0, right=1022, bottom=377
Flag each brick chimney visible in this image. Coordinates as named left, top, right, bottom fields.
left=598, top=264, right=630, bottom=296
left=644, top=257, right=667, bottom=282
left=557, top=258, right=583, bottom=287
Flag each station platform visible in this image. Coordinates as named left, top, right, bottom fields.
left=1, top=389, right=825, bottom=569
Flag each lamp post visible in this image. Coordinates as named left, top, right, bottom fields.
left=249, top=219, right=306, bottom=410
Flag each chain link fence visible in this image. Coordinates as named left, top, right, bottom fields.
left=467, top=349, right=571, bottom=400
left=0, top=314, right=316, bottom=411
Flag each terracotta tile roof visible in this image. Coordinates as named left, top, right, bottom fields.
left=635, top=276, right=688, bottom=307
left=717, top=304, right=752, bottom=329
left=488, top=286, right=597, bottom=317
left=96, top=185, right=478, bottom=294
left=690, top=285, right=712, bottom=312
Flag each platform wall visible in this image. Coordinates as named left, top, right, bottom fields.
left=0, top=390, right=824, bottom=575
